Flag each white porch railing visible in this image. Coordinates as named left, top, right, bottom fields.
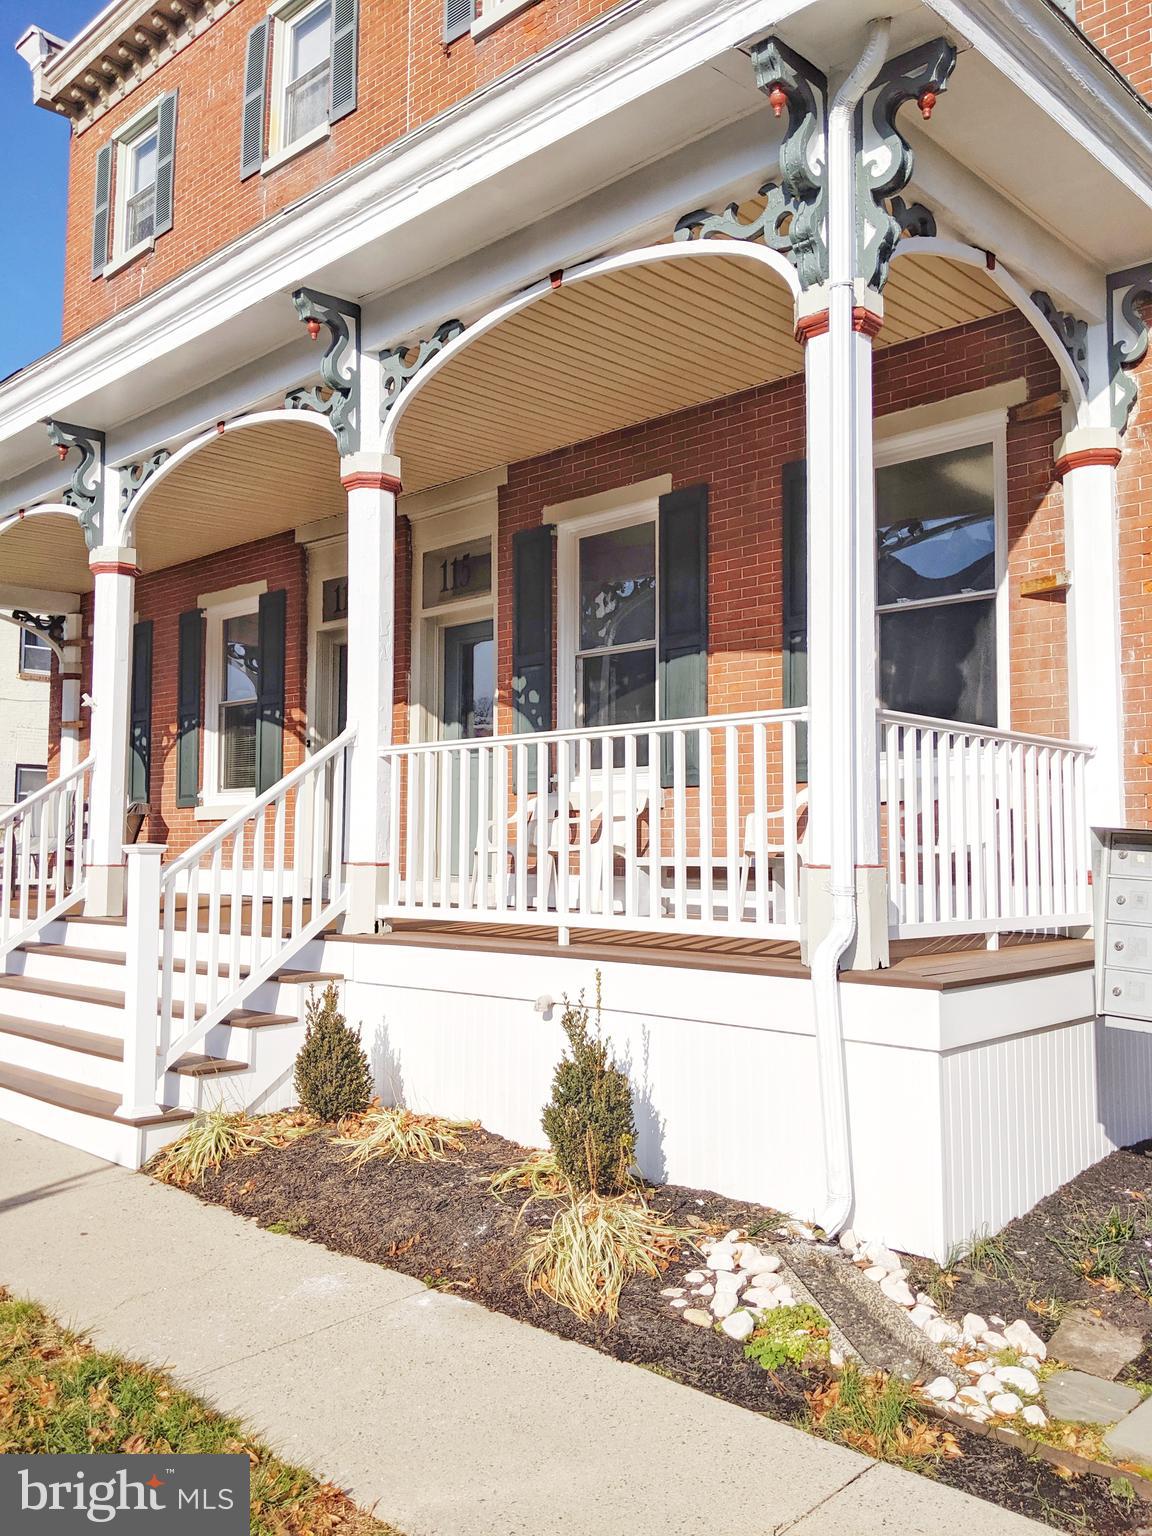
left=880, top=711, right=1093, bottom=937
left=380, top=709, right=808, bottom=939
left=0, top=758, right=92, bottom=960
left=121, top=729, right=354, bottom=1114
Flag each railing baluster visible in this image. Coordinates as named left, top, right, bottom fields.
left=442, top=748, right=457, bottom=911
left=495, top=743, right=509, bottom=915
left=699, top=726, right=714, bottom=925
left=291, top=779, right=306, bottom=935
left=537, top=739, right=552, bottom=917
left=752, top=720, right=769, bottom=929
left=621, top=733, right=637, bottom=922
left=476, top=745, right=491, bottom=916
left=183, top=862, right=200, bottom=1043
left=1038, top=746, right=1054, bottom=920
left=386, top=750, right=400, bottom=905
left=672, top=729, right=687, bottom=922
left=724, top=725, right=739, bottom=924
left=206, top=841, right=223, bottom=1014
left=310, top=765, right=326, bottom=925
left=271, top=796, right=287, bottom=947
left=251, top=809, right=266, bottom=965
left=1024, top=744, right=1040, bottom=920
left=782, top=718, right=798, bottom=930
left=228, top=830, right=244, bottom=991
left=514, top=743, right=530, bottom=916
left=647, top=730, right=661, bottom=924
left=1051, top=748, right=1068, bottom=917
left=419, top=751, right=436, bottom=913
left=885, top=722, right=901, bottom=923
left=922, top=729, right=937, bottom=927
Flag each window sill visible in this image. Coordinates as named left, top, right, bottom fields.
left=471, top=0, right=538, bottom=39
left=18, top=672, right=52, bottom=684
left=102, top=238, right=154, bottom=279
left=261, top=122, right=329, bottom=176
left=194, top=798, right=255, bottom=823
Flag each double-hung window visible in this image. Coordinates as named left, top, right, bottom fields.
left=205, top=602, right=262, bottom=800
left=123, top=125, right=159, bottom=249
left=575, top=519, right=658, bottom=734
left=19, top=627, right=52, bottom=677
left=875, top=423, right=1006, bottom=729
left=92, top=93, right=177, bottom=277
left=282, top=0, right=332, bottom=146
left=243, top=0, right=358, bottom=175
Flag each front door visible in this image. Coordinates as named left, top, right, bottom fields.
left=441, top=620, right=494, bottom=880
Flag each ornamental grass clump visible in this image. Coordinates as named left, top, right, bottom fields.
left=150, top=1108, right=269, bottom=1187
left=292, top=984, right=373, bottom=1123
left=541, top=978, right=636, bottom=1197
left=336, top=1107, right=467, bottom=1168
left=522, top=1190, right=685, bottom=1323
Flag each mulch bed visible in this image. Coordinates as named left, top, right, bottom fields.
left=184, top=1125, right=1151, bottom=1535
left=903, top=1141, right=1152, bottom=1386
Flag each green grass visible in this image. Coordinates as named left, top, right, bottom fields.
left=743, top=1304, right=831, bottom=1372
left=1047, top=1203, right=1151, bottom=1296
left=805, top=1365, right=962, bottom=1473
left=266, top=1214, right=309, bottom=1236
left=0, top=1291, right=401, bottom=1536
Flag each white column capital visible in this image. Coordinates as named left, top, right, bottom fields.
left=340, top=452, right=402, bottom=491
left=1054, top=427, right=1122, bottom=477
left=88, top=545, right=138, bottom=571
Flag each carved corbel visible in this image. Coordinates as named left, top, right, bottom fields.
left=286, top=288, right=362, bottom=455
left=8, top=610, right=66, bottom=661
left=380, top=320, right=466, bottom=414
left=1107, top=264, right=1152, bottom=429
left=1031, top=292, right=1090, bottom=393
left=858, top=39, right=957, bottom=291
left=673, top=37, right=829, bottom=289
left=119, top=449, right=172, bottom=512
left=44, top=420, right=106, bottom=549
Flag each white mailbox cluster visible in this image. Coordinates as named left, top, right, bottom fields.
left=1096, top=828, right=1152, bottom=1031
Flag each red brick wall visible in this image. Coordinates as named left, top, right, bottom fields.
left=1079, top=2, right=1152, bottom=98
left=495, top=309, right=1067, bottom=742
left=61, top=0, right=623, bottom=342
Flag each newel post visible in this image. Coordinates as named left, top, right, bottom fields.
left=117, top=843, right=165, bottom=1120
left=340, top=452, right=400, bottom=932
left=85, top=545, right=138, bottom=916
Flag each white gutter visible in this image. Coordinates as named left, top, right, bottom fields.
left=811, top=16, right=891, bottom=1242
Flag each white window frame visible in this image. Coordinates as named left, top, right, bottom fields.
left=471, top=0, right=539, bottom=41
left=107, top=99, right=161, bottom=273
left=556, top=497, right=660, bottom=732
left=265, top=0, right=333, bottom=170
left=18, top=627, right=52, bottom=678
left=873, top=409, right=1010, bottom=731
left=15, top=764, right=48, bottom=802
left=201, top=594, right=263, bottom=819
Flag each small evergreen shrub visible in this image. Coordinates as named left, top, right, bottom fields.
left=293, top=984, right=372, bottom=1122
left=541, top=976, right=636, bottom=1196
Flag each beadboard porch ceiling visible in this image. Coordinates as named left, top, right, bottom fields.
left=0, top=245, right=1009, bottom=594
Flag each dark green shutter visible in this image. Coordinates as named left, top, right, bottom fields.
left=91, top=142, right=113, bottom=277
left=153, top=91, right=178, bottom=237
left=511, top=527, right=553, bottom=735
left=176, top=609, right=204, bottom=809
left=444, top=0, right=475, bottom=43
left=658, top=484, right=708, bottom=788
left=329, top=0, right=359, bottom=122
left=240, top=19, right=269, bottom=179
left=255, top=589, right=287, bottom=795
left=781, top=459, right=808, bottom=780
left=129, top=620, right=153, bottom=805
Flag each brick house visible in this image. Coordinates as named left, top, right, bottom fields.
left=2, top=0, right=1152, bottom=1256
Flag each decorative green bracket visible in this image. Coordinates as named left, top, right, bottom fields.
left=858, top=39, right=957, bottom=291
left=44, top=420, right=106, bottom=549
left=9, top=609, right=66, bottom=659
left=287, top=288, right=362, bottom=454
left=380, top=319, right=465, bottom=415
left=119, top=449, right=172, bottom=512
left=1107, top=264, right=1152, bottom=429
left=674, top=37, right=829, bottom=289
left=1031, top=291, right=1089, bottom=393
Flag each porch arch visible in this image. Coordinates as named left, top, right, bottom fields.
left=889, top=237, right=1089, bottom=413
left=0, top=505, right=92, bottom=602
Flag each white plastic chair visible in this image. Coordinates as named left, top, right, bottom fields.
left=736, top=786, right=809, bottom=920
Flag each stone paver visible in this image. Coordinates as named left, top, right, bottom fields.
left=1048, top=1310, right=1146, bottom=1380
left=1043, top=1370, right=1143, bottom=1426
left=1104, top=1395, right=1152, bottom=1464
left=0, top=1123, right=1048, bottom=1535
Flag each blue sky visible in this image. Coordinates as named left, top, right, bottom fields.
left=3, top=0, right=98, bottom=381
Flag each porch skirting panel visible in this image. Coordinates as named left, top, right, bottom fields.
left=327, top=937, right=1134, bottom=1261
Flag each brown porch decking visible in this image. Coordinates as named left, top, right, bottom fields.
left=327, top=921, right=1094, bottom=992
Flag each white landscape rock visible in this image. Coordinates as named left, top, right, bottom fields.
left=864, top=1241, right=902, bottom=1271
left=994, top=1366, right=1039, bottom=1397
left=743, top=1287, right=781, bottom=1310
left=714, top=1270, right=744, bottom=1295
left=838, top=1229, right=859, bottom=1254
left=863, top=1265, right=888, bottom=1283
left=962, top=1313, right=988, bottom=1341
left=908, top=1306, right=935, bottom=1330
left=963, top=1360, right=988, bottom=1378
left=721, top=1310, right=756, bottom=1342
left=683, top=1309, right=713, bottom=1327
left=660, top=1287, right=685, bottom=1298
left=978, top=1373, right=1002, bottom=1397
left=980, top=1330, right=1009, bottom=1352
left=1022, top=1405, right=1048, bottom=1428
left=683, top=1271, right=706, bottom=1286
left=695, top=1283, right=715, bottom=1297
left=924, top=1317, right=962, bottom=1347
left=1003, top=1320, right=1047, bottom=1361
left=725, top=1229, right=743, bottom=1243
left=879, top=1275, right=916, bottom=1307
left=740, top=1252, right=783, bottom=1277
left=990, top=1393, right=1023, bottom=1416
left=706, top=1247, right=736, bottom=1273
left=924, top=1377, right=958, bottom=1403
left=711, top=1292, right=738, bottom=1319
left=669, top=1299, right=688, bottom=1309
left=774, top=1287, right=796, bottom=1307
left=915, top=1293, right=939, bottom=1312
left=957, top=1386, right=989, bottom=1410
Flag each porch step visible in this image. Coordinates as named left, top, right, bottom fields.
left=20, top=942, right=252, bottom=979
left=224, top=1010, right=298, bottom=1029
left=0, top=1060, right=192, bottom=1128
left=171, top=1054, right=249, bottom=1077
left=0, top=1013, right=120, bottom=1060
left=0, top=974, right=122, bottom=1009
left=274, top=969, right=343, bottom=984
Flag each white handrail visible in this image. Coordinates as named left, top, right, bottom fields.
left=879, top=709, right=1095, bottom=756
left=0, top=757, right=93, bottom=960
left=384, top=707, right=808, bottom=757
left=122, top=731, right=355, bottom=1114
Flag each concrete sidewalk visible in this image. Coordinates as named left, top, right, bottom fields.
left=0, top=1122, right=1043, bottom=1535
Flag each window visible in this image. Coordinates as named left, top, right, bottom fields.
left=575, top=519, right=657, bottom=734
left=92, top=92, right=177, bottom=276
left=205, top=602, right=262, bottom=799
left=15, top=765, right=47, bottom=802
left=469, top=0, right=538, bottom=41
left=19, top=627, right=52, bottom=676
left=283, top=0, right=332, bottom=145
left=875, top=428, right=1005, bottom=729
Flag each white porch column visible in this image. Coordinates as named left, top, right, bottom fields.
left=84, top=546, right=137, bottom=917
left=799, top=294, right=889, bottom=969
left=58, top=612, right=83, bottom=775
left=340, top=451, right=399, bottom=932
left=1057, top=423, right=1126, bottom=830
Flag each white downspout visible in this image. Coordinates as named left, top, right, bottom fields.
left=812, top=18, right=891, bottom=1240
